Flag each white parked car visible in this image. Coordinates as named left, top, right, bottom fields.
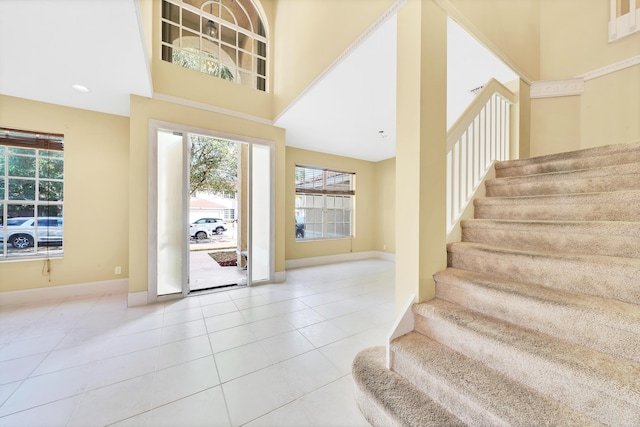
left=190, top=218, right=228, bottom=240
left=1, top=217, right=63, bottom=249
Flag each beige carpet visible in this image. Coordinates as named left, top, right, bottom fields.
left=353, top=141, right=640, bottom=426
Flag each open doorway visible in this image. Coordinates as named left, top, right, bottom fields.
left=149, top=122, right=274, bottom=303
left=187, top=134, right=246, bottom=292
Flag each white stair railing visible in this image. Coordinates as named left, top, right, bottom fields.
left=446, top=78, right=515, bottom=233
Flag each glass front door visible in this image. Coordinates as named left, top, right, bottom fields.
left=150, top=122, right=273, bottom=301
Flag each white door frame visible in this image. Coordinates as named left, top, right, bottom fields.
left=147, top=120, right=275, bottom=303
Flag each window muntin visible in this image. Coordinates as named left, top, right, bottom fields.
left=609, top=0, right=640, bottom=41
left=0, top=128, right=64, bottom=259
left=295, top=166, right=355, bottom=240
left=161, top=0, right=268, bottom=91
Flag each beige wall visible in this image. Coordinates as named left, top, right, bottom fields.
left=285, top=147, right=377, bottom=260
left=530, top=95, right=582, bottom=157
left=373, top=157, right=395, bottom=254
left=530, top=1, right=640, bottom=157
left=580, top=66, right=640, bottom=149
left=395, top=0, right=448, bottom=308
left=446, top=0, right=541, bottom=82
left=129, top=95, right=286, bottom=294
left=0, top=95, right=130, bottom=292
left=272, top=0, right=394, bottom=117
left=539, top=0, right=640, bottom=79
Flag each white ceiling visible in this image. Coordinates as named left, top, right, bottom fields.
left=274, top=17, right=398, bottom=162
left=0, top=0, right=152, bottom=117
left=0, top=1, right=516, bottom=163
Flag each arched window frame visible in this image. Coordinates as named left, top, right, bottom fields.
left=161, top=0, right=269, bottom=92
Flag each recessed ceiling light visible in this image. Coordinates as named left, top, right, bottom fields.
left=72, top=84, right=90, bottom=93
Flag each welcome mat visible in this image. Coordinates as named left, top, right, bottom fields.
left=208, top=251, right=237, bottom=267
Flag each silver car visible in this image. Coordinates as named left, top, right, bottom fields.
left=2, top=217, right=64, bottom=249
left=190, top=218, right=228, bottom=241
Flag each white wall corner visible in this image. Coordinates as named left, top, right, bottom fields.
left=274, top=271, right=286, bottom=283
left=530, top=78, right=585, bottom=99
left=128, top=291, right=149, bottom=307
left=386, top=293, right=417, bottom=369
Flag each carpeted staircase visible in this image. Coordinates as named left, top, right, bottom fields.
left=353, top=142, right=640, bottom=426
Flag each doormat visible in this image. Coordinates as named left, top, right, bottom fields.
left=208, top=251, right=237, bottom=267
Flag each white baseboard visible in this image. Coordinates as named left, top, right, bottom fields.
left=285, top=250, right=395, bottom=270
left=0, top=279, right=129, bottom=306
left=128, top=291, right=149, bottom=307
left=375, top=251, right=396, bottom=262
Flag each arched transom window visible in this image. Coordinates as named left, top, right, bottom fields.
left=161, top=0, right=268, bottom=91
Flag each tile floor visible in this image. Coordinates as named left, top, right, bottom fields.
left=0, top=259, right=395, bottom=426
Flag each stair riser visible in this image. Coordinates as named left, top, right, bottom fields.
left=461, top=225, right=640, bottom=259
left=496, top=151, right=640, bottom=178
left=435, top=275, right=640, bottom=363
left=391, top=350, right=510, bottom=427
left=353, top=386, right=397, bottom=427
left=447, top=246, right=640, bottom=305
left=413, top=311, right=640, bottom=426
left=353, top=347, right=466, bottom=427
left=474, top=201, right=640, bottom=221
left=391, top=333, right=599, bottom=426
left=495, top=142, right=640, bottom=173
left=486, top=173, right=640, bottom=197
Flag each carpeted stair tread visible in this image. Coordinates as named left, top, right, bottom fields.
left=495, top=142, right=640, bottom=178
left=495, top=141, right=640, bottom=175
left=447, top=242, right=640, bottom=304
left=461, top=218, right=640, bottom=258
left=434, top=267, right=640, bottom=362
left=485, top=162, right=640, bottom=197
left=413, top=299, right=640, bottom=425
left=352, top=346, right=465, bottom=427
left=473, top=190, right=640, bottom=221
left=355, top=142, right=640, bottom=425
left=390, top=332, right=601, bottom=427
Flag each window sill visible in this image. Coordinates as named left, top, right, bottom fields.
left=1, top=254, right=64, bottom=263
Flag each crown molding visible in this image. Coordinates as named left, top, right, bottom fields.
left=530, top=78, right=584, bottom=99
left=581, top=54, right=640, bottom=81
left=530, top=55, right=640, bottom=99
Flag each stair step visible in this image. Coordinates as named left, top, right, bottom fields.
left=391, top=332, right=600, bottom=426
left=495, top=141, right=640, bottom=178
left=461, top=219, right=640, bottom=258
left=447, top=242, right=640, bottom=304
left=413, top=299, right=640, bottom=426
left=352, top=346, right=465, bottom=427
left=474, top=190, right=640, bottom=221
left=434, top=268, right=640, bottom=362
left=485, top=162, right=640, bottom=197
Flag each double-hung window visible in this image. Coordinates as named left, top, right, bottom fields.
left=295, top=166, right=355, bottom=240
left=0, top=128, right=64, bottom=259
